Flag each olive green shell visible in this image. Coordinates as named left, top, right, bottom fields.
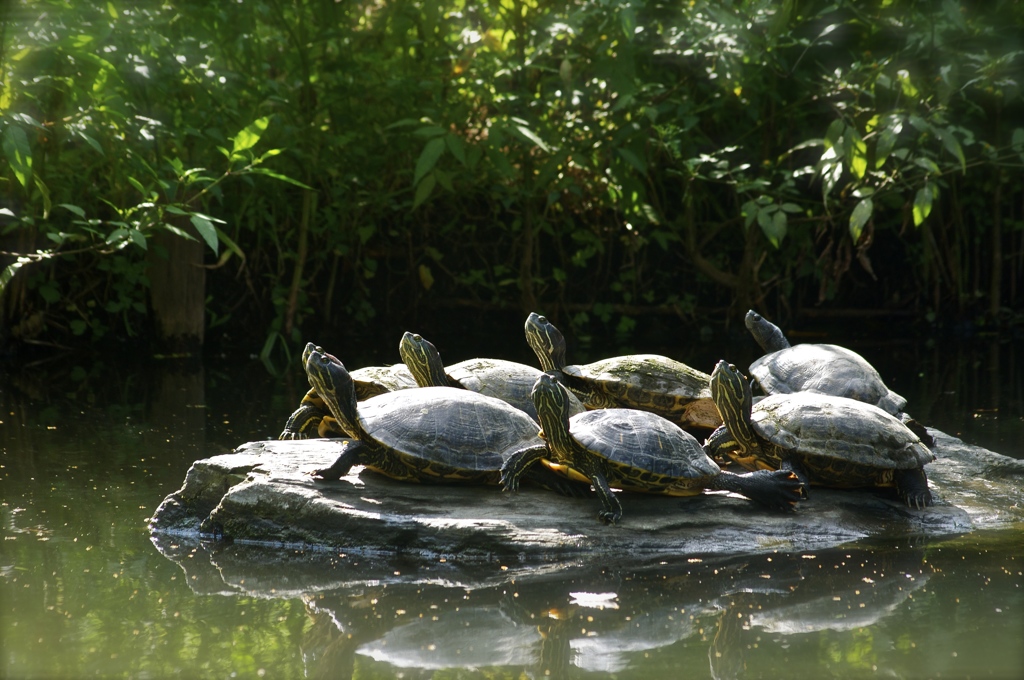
left=563, top=354, right=722, bottom=429
left=749, top=392, right=934, bottom=486
left=351, top=363, right=418, bottom=398
left=446, top=357, right=585, bottom=421
left=750, top=344, right=906, bottom=416
left=356, top=385, right=543, bottom=478
left=566, top=407, right=720, bottom=494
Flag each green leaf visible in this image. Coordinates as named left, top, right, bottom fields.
left=741, top=200, right=759, bottom=229
left=3, top=124, right=32, bottom=189
left=620, top=6, right=637, bottom=40
left=444, top=134, right=467, bottom=166
left=758, top=206, right=786, bottom=248
left=245, top=168, right=314, bottom=190
left=936, top=127, right=966, bottom=173
left=129, top=228, right=148, bottom=250
left=780, top=203, right=803, bottom=214
left=617, top=147, right=646, bottom=175
left=0, top=259, right=29, bottom=300
left=230, top=116, right=270, bottom=157
left=849, top=197, right=873, bottom=242
left=913, top=184, right=935, bottom=226
left=190, top=214, right=219, bottom=253
left=60, top=203, right=86, bottom=218
left=512, top=125, right=551, bottom=153
left=127, top=176, right=149, bottom=197
left=215, top=226, right=246, bottom=263
left=875, top=129, right=896, bottom=169
left=914, top=156, right=941, bottom=175
left=414, top=137, right=446, bottom=186
left=412, top=172, right=436, bottom=209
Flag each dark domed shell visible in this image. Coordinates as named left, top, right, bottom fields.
left=750, top=392, right=933, bottom=469
left=750, top=344, right=907, bottom=415
left=569, top=407, right=718, bottom=480
left=357, top=386, right=542, bottom=471
left=446, top=358, right=585, bottom=421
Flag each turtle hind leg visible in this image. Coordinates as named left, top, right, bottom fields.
left=779, top=460, right=811, bottom=499
left=894, top=467, right=933, bottom=508
left=711, top=469, right=804, bottom=511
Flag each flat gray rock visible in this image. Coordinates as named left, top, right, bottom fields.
left=149, top=429, right=1023, bottom=564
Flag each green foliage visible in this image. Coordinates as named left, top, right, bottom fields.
left=1, top=0, right=1021, bottom=351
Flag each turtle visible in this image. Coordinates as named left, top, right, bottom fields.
left=305, top=347, right=586, bottom=496
left=524, top=312, right=723, bottom=432
left=705, top=360, right=935, bottom=508
left=398, top=331, right=586, bottom=421
left=745, top=310, right=907, bottom=413
left=744, top=310, right=934, bottom=446
left=279, top=341, right=417, bottom=440
left=500, top=373, right=804, bottom=523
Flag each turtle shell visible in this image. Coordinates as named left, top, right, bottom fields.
left=562, top=354, right=721, bottom=429
left=351, top=363, right=418, bottom=399
left=567, top=407, right=720, bottom=494
left=357, top=385, right=543, bottom=476
left=750, top=344, right=906, bottom=415
left=446, top=358, right=585, bottom=421
left=750, top=392, right=933, bottom=472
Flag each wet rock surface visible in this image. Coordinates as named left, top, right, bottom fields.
left=149, top=429, right=1022, bottom=562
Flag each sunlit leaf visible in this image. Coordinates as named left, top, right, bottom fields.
left=230, top=117, right=270, bottom=156
left=3, top=124, right=32, bottom=189
left=190, top=214, right=219, bottom=254
left=512, top=125, right=551, bottom=153
left=913, top=184, right=936, bottom=226
left=418, top=264, right=434, bottom=290
left=757, top=206, right=786, bottom=248
left=849, top=197, right=873, bottom=242
left=246, top=168, right=314, bottom=190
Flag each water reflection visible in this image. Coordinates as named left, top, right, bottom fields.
left=1, top=339, right=1022, bottom=679
left=148, top=533, right=957, bottom=679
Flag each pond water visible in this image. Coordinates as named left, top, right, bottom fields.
left=2, top=324, right=1022, bottom=679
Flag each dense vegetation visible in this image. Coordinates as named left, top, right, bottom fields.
left=1, top=0, right=1022, bottom=358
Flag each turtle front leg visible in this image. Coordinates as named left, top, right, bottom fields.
left=311, top=440, right=366, bottom=480
left=894, top=467, right=933, bottom=508
left=589, top=471, right=622, bottom=524
left=500, top=445, right=550, bottom=493
left=779, top=460, right=811, bottom=499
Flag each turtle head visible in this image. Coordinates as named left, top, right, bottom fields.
left=301, top=342, right=322, bottom=374
left=525, top=312, right=567, bottom=373
left=709, top=360, right=760, bottom=456
left=304, top=348, right=358, bottom=433
left=399, top=331, right=449, bottom=387
left=744, top=310, right=791, bottom=353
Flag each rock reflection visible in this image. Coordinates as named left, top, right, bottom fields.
left=151, top=533, right=936, bottom=679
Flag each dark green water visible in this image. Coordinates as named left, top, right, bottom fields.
left=2, top=331, right=1022, bottom=678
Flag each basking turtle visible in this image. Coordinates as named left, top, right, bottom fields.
left=279, top=342, right=416, bottom=440
left=744, top=310, right=934, bottom=446
left=398, top=331, right=585, bottom=421
left=500, top=373, right=803, bottom=523
left=706, top=360, right=935, bottom=508
left=524, top=312, right=723, bottom=432
left=306, top=347, right=583, bottom=496
left=745, top=310, right=907, bottom=414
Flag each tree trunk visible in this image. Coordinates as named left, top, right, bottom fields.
left=147, top=225, right=205, bottom=355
